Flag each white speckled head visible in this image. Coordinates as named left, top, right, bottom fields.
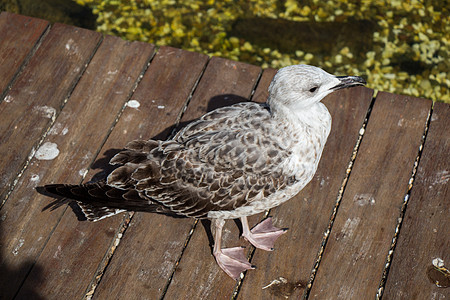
left=267, top=64, right=365, bottom=111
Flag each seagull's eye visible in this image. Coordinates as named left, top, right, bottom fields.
left=309, top=86, right=318, bottom=93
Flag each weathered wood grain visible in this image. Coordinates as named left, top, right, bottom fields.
left=0, top=23, right=101, bottom=202
left=238, top=87, right=374, bottom=299
left=0, top=12, right=49, bottom=94
left=383, top=101, right=449, bottom=299
left=163, top=57, right=261, bottom=299
left=1, top=35, right=154, bottom=300
left=90, top=47, right=209, bottom=299
left=309, top=92, right=432, bottom=299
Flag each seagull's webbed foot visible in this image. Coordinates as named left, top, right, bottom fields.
left=212, top=219, right=255, bottom=279
left=241, top=216, right=287, bottom=251
left=213, top=246, right=255, bottom=279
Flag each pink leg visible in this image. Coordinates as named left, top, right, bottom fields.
left=241, top=216, right=287, bottom=251
left=212, top=219, right=255, bottom=280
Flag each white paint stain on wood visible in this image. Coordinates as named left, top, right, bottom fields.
left=353, top=194, right=376, bottom=206
left=12, top=238, right=25, bottom=256
left=126, top=99, right=140, bottom=109
left=33, top=105, right=56, bottom=120
left=432, top=257, right=444, bottom=268
left=65, top=38, right=79, bottom=55
left=433, top=170, right=449, bottom=185
left=53, top=245, right=62, bottom=259
left=35, top=142, right=60, bottom=160
left=4, top=95, right=13, bottom=103
left=49, top=122, right=69, bottom=135
left=341, top=217, right=361, bottom=239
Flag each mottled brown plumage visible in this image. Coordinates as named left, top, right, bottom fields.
left=39, top=64, right=366, bottom=279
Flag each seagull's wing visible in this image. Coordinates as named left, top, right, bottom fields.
left=41, top=102, right=295, bottom=220
left=107, top=102, right=295, bottom=218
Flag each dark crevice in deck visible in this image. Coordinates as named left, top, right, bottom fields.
left=0, top=26, right=103, bottom=210
left=0, top=23, right=51, bottom=209
left=169, top=54, right=212, bottom=140
left=157, top=57, right=213, bottom=300
left=375, top=100, right=434, bottom=299
left=0, top=19, right=50, bottom=105
left=84, top=212, right=134, bottom=300
left=80, top=46, right=157, bottom=299
left=159, top=219, right=199, bottom=300
left=302, top=91, right=377, bottom=299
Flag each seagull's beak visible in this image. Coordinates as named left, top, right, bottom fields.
left=331, top=75, right=366, bottom=91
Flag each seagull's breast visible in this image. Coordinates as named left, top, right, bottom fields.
left=208, top=102, right=331, bottom=220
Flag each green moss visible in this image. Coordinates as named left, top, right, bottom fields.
left=1, top=0, right=96, bottom=28
left=75, top=0, right=449, bottom=102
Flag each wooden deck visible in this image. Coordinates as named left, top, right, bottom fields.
left=0, top=12, right=448, bottom=299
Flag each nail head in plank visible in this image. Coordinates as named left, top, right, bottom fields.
left=0, top=12, right=49, bottom=94
left=3, top=36, right=154, bottom=300
left=309, top=92, right=432, bottom=299
left=383, top=101, right=449, bottom=299
left=239, top=87, right=374, bottom=299
left=0, top=23, right=101, bottom=201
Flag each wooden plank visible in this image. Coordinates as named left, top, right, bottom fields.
left=252, top=68, right=277, bottom=103
left=238, top=87, right=374, bottom=299
left=89, top=47, right=209, bottom=299
left=16, top=47, right=208, bottom=299
left=163, top=57, right=262, bottom=299
left=1, top=35, right=154, bottom=300
left=0, top=12, right=49, bottom=94
left=383, top=102, right=449, bottom=299
left=0, top=23, right=101, bottom=202
left=309, top=92, right=432, bottom=299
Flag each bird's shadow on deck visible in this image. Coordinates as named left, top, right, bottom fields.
left=0, top=221, right=45, bottom=299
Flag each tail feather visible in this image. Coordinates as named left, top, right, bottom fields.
left=37, top=182, right=182, bottom=221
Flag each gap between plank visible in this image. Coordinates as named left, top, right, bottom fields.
left=374, top=100, right=433, bottom=299
left=81, top=47, right=158, bottom=300
left=301, top=90, right=378, bottom=299
left=157, top=57, right=213, bottom=300
left=0, top=29, right=103, bottom=210
left=0, top=23, right=51, bottom=208
left=0, top=21, right=50, bottom=105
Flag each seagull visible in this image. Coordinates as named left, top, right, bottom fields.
left=39, top=64, right=365, bottom=279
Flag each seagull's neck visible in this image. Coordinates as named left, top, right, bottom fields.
left=269, top=101, right=332, bottom=182
left=270, top=102, right=332, bottom=138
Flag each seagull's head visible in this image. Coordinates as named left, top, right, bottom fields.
left=267, top=64, right=366, bottom=111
